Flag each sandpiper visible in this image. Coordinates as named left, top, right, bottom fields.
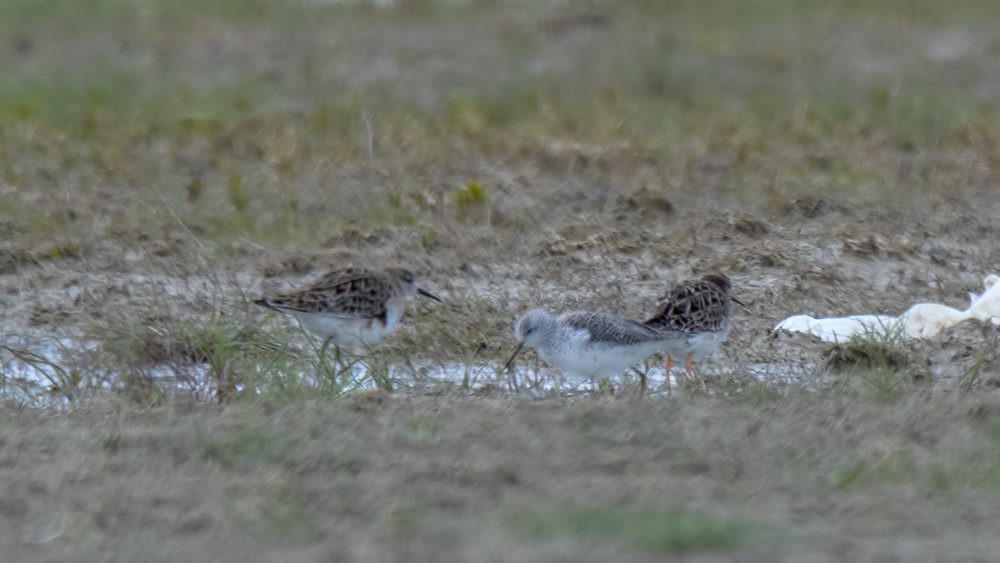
left=643, top=273, right=743, bottom=384
left=503, top=308, right=686, bottom=392
left=255, top=267, right=441, bottom=361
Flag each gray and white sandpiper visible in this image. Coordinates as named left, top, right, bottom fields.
left=643, top=273, right=743, bottom=384
left=255, top=267, right=441, bottom=361
left=503, top=308, right=686, bottom=392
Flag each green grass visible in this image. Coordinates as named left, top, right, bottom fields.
left=956, top=330, right=1000, bottom=392
left=84, top=304, right=446, bottom=402
left=230, top=485, right=314, bottom=538
left=86, top=311, right=307, bottom=401
left=712, top=372, right=786, bottom=405
left=197, top=421, right=304, bottom=469
left=392, top=291, right=511, bottom=372
left=825, top=320, right=918, bottom=400
left=830, top=446, right=1000, bottom=493
left=0, top=281, right=507, bottom=405
left=503, top=505, right=767, bottom=554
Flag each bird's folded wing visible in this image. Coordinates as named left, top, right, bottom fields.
left=644, top=280, right=727, bottom=332
left=559, top=311, right=686, bottom=346
left=260, top=291, right=388, bottom=322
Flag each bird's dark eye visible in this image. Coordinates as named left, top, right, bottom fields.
left=525, top=328, right=534, bottom=335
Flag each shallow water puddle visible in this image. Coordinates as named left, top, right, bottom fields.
left=2, top=335, right=815, bottom=404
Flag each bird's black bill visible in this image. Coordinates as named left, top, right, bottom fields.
left=254, top=298, right=271, bottom=309
left=417, top=288, right=442, bottom=302
left=731, top=296, right=748, bottom=308
left=502, top=341, right=526, bottom=374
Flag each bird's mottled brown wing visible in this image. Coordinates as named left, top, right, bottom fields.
left=644, top=279, right=730, bottom=333
left=559, top=311, right=683, bottom=346
left=263, top=268, right=393, bottom=323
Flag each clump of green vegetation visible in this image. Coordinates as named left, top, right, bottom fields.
left=824, top=337, right=908, bottom=373
left=711, top=371, right=785, bottom=405
left=390, top=291, right=510, bottom=386
left=88, top=313, right=303, bottom=403
left=503, top=505, right=767, bottom=554
left=450, top=178, right=485, bottom=207
left=229, top=485, right=313, bottom=539
left=197, top=420, right=304, bottom=469
left=226, top=172, right=248, bottom=212
left=823, top=321, right=917, bottom=400
left=829, top=440, right=1000, bottom=493
left=955, top=329, right=1000, bottom=392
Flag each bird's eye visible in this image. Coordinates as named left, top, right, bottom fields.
left=525, top=328, right=534, bottom=335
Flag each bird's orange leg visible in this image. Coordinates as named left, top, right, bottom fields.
left=663, top=355, right=673, bottom=395
left=685, top=352, right=707, bottom=390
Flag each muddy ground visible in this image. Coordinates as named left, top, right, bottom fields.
left=2, top=1, right=1000, bottom=561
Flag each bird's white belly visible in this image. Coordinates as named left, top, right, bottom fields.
left=540, top=340, right=663, bottom=379
left=682, top=328, right=729, bottom=360
left=290, top=312, right=391, bottom=347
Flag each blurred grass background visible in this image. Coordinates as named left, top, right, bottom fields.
left=2, top=0, right=999, bottom=255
